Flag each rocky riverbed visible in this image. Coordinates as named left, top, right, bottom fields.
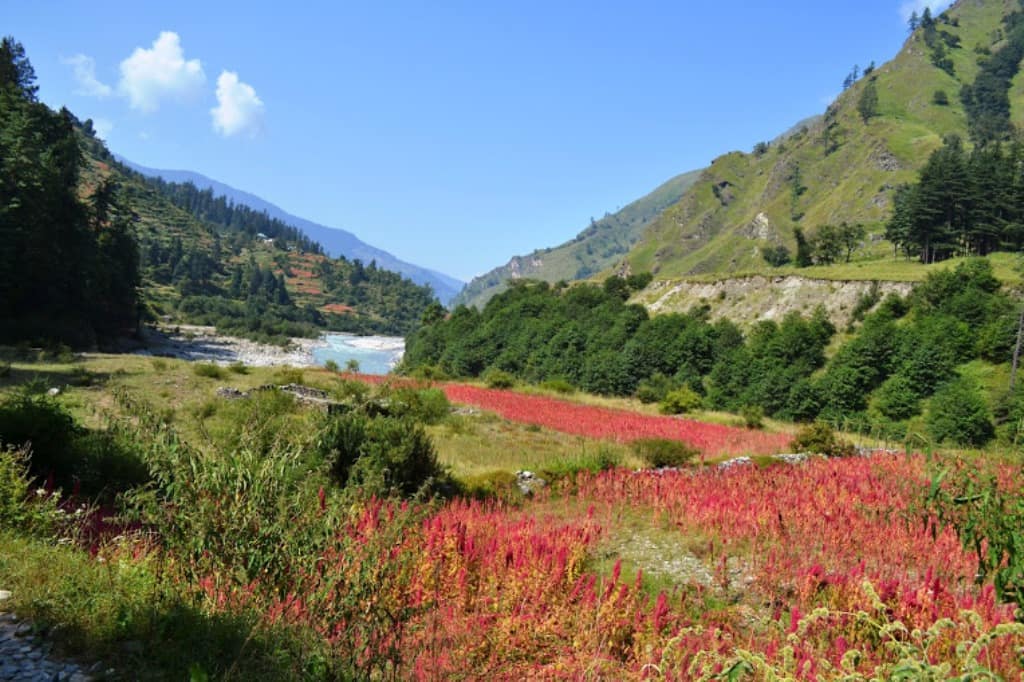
left=133, top=325, right=325, bottom=368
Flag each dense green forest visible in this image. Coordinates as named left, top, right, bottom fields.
left=177, top=254, right=437, bottom=340
left=0, top=37, right=438, bottom=345
left=125, top=172, right=324, bottom=256
left=0, top=38, right=139, bottom=345
left=405, top=259, right=1022, bottom=447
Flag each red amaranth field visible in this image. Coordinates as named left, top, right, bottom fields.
left=441, top=384, right=790, bottom=456
left=197, top=454, right=1023, bottom=679
left=339, top=375, right=790, bottom=455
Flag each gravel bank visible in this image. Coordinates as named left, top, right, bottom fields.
left=134, top=325, right=326, bottom=368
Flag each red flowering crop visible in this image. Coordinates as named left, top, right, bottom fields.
left=339, top=374, right=790, bottom=455
left=441, top=384, right=789, bottom=455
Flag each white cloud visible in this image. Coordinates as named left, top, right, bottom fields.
left=63, top=54, right=112, bottom=97
left=118, top=31, right=205, bottom=112
left=899, top=0, right=954, bottom=22
left=92, top=117, right=113, bottom=139
left=210, top=70, right=264, bottom=138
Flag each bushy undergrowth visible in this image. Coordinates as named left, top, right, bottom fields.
left=3, top=366, right=1023, bottom=679
left=0, top=389, right=150, bottom=496
left=192, top=363, right=226, bottom=379
left=659, top=386, right=703, bottom=415
left=790, top=421, right=857, bottom=457
left=0, top=445, right=58, bottom=535
left=315, top=411, right=447, bottom=498
left=630, top=437, right=699, bottom=468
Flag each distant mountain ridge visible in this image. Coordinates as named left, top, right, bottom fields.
left=117, top=157, right=464, bottom=304
left=454, top=168, right=702, bottom=309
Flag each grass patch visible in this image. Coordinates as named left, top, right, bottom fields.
left=429, top=415, right=634, bottom=479
left=0, top=533, right=318, bottom=680
left=192, top=363, right=226, bottom=380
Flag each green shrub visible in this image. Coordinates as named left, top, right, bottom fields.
left=192, top=400, right=218, bottom=420
left=631, top=438, right=699, bottom=468
left=0, top=389, right=78, bottom=482
left=874, top=373, right=922, bottom=421
left=331, top=379, right=371, bottom=403
left=53, top=344, right=76, bottom=364
left=316, top=413, right=447, bottom=498
left=457, top=470, right=519, bottom=501
left=543, top=446, right=621, bottom=479
left=193, top=363, right=225, bottom=379
left=0, top=389, right=150, bottom=497
left=483, top=369, right=515, bottom=389
left=71, top=429, right=152, bottom=495
left=636, top=372, right=677, bottom=404
left=273, top=367, right=304, bottom=385
left=345, top=359, right=361, bottom=373
left=408, top=364, right=449, bottom=381
left=228, top=361, right=249, bottom=375
left=740, top=404, right=764, bottom=429
left=386, top=387, right=450, bottom=424
left=0, top=445, right=58, bottom=534
left=540, top=378, right=575, bottom=395
left=790, top=421, right=856, bottom=457
left=323, top=359, right=340, bottom=372
left=927, top=458, right=1024, bottom=611
left=349, top=416, right=447, bottom=497
left=659, top=387, right=702, bottom=415
left=926, top=377, right=994, bottom=447
left=149, top=358, right=168, bottom=372
left=850, top=281, right=882, bottom=322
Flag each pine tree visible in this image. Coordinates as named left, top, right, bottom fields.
left=857, top=79, right=880, bottom=123
left=0, top=36, right=38, bottom=100
left=794, top=227, right=813, bottom=267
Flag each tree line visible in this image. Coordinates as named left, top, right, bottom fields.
left=405, top=260, right=1020, bottom=447
left=0, top=37, right=139, bottom=345
left=886, top=136, right=1024, bottom=262
left=126, top=174, right=324, bottom=255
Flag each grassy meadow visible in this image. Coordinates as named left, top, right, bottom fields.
left=0, top=349, right=1022, bottom=679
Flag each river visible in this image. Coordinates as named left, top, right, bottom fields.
left=311, top=333, right=405, bottom=375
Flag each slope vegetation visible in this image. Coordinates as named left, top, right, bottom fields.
left=627, top=0, right=1020, bottom=277
left=118, top=159, right=464, bottom=304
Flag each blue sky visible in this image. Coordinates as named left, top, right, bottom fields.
left=8, top=0, right=951, bottom=282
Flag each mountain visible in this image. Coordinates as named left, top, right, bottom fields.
left=116, top=158, right=464, bottom=305
left=74, top=132, right=440, bottom=341
left=454, top=169, right=702, bottom=309
left=624, top=0, right=1020, bottom=278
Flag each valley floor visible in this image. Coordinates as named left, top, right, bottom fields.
left=0, top=351, right=1021, bottom=679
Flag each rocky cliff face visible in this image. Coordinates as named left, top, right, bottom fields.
left=637, top=275, right=915, bottom=329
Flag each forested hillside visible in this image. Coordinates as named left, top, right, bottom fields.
left=406, top=257, right=1022, bottom=448
left=0, top=37, right=439, bottom=345
left=119, top=160, right=465, bottom=304
left=0, top=38, right=139, bottom=345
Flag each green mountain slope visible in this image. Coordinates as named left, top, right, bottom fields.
left=626, top=0, right=1020, bottom=278
left=77, top=127, right=437, bottom=340
left=453, top=169, right=701, bottom=309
